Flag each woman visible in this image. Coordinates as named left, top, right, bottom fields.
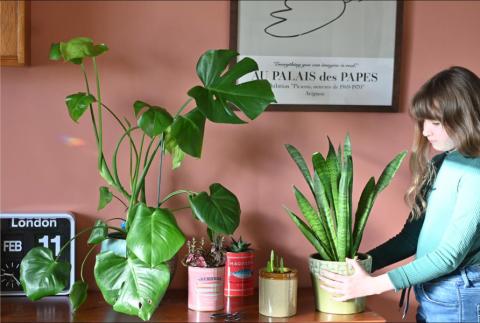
left=320, top=66, right=480, bottom=322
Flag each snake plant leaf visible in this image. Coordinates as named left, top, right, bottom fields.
left=312, top=172, right=337, bottom=251
left=59, top=37, right=108, bottom=64
left=94, top=251, right=170, bottom=321
left=351, top=177, right=376, bottom=257
left=188, top=50, right=275, bottom=124
left=137, top=105, right=174, bottom=138
left=171, top=108, right=206, bottom=158
left=97, top=186, right=113, bottom=211
left=312, top=152, right=333, bottom=207
left=127, top=204, right=186, bottom=266
left=294, top=186, right=334, bottom=258
left=375, top=151, right=408, bottom=194
left=20, top=247, right=71, bottom=301
left=326, top=139, right=340, bottom=216
left=65, top=92, right=96, bottom=122
left=284, top=207, right=332, bottom=261
left=345, top=156, right=353, bottom=258
left=285, top=144, right=313, bottom=190
left=70, top=281, right=88, bottom=312
left=88, top=219, right=108, bottom=244
left=336, top=157, right=351, bottom=261
left=188, top=183, right=240, bottom=234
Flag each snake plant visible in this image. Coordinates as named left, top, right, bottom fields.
left=284, top=135, right=407, bottom=261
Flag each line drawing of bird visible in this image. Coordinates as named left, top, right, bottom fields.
left=264, top=0, right=362, bottom=38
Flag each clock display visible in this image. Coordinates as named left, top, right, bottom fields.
left=0, top=213, right=75, bottom=296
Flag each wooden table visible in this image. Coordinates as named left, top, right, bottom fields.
left=1, top=288, right=386, bottom=322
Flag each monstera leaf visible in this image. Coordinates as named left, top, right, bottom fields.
left=50, top=37, right=108, bottom=64
left=126, top=203, right=186, bottom=266
left=188, top=50, right=276, bottom=124
left=188, top=183, right=240, bottom=234
left=97, top=186, right=112, bottom=210
left=88, top=219, right=108, bottom=244
left=94, top=251, right=170, bottom=321
left=65, top=92, right=96, bottom=122
left=134, top=101, right=174, bottom=138
left=170, top=107, right=206, bottom=158
left=20, top=247, right=71, bottom=301
left=70, top=281, right=88, bottom=312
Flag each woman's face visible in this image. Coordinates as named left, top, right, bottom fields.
left=422, top=119, right=456, bottom=152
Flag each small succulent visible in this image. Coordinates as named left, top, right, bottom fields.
left=227, top=236, right=252, bottom=253
left=182, top=236, right=226, bottom=268
left=265, top=250, right=290, bottom=273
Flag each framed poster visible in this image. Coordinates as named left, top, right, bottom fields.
left=230, top=0, right=403, bottom=112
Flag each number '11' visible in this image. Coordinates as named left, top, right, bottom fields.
left=38, top=235, right=61, bottom=256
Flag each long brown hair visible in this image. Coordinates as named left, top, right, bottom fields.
left=406, top=66, right=480, bottom=219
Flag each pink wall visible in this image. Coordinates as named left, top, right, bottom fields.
left=1, top=1, right=479, bottom=321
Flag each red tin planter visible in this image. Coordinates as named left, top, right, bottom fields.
left=224, top=251, right=254, bottom=297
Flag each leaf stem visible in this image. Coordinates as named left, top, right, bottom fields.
left=80, top=245, right=97, bottom=282
left=157, top=134, right=165, bottom=207
left=111, top=193, right=128, bottom=209
left=175, top=98, right=193, bottom=117
left=54, top=224, right=126, bottom=262
left=92, top=57, right=103, bottom=171
left=159, top=189, right=195, bottom=205
left=171, top=206, right=191, bottom=212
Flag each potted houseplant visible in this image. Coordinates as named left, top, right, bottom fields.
left=258, top=250, right=298, bottom=318
left=182, top=236, right=227, bottom=311
left=19, top=37, right=275, bottom=321
left=224, top=237, right=254, bottom=297
left=284, top=135, right=406, bottom=314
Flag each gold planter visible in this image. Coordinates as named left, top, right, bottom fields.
left=258, top=268, right=297, bottom=317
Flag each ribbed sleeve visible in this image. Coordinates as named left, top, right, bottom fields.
left=387, top=153, right=480, bottom=290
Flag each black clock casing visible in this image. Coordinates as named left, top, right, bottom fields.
left=0, top=213, right=75, bottom=296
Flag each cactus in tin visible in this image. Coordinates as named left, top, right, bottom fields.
left=284, top=135, right=407, bottom=261
left=265, top=250, right=289, bottom=273
left=227, top=236, right=252, bottom=253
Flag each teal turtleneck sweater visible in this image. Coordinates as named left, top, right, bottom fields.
left=386, top=150, right=480, bottom=290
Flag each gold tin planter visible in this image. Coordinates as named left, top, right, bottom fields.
left=258, top=268, right=298, bottom=317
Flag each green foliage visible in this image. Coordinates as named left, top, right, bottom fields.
left=285, top=135, right=407, bottom=261
left=227, top=236, right=252, bottom=253
left=126, top=204, right=186, bottom=266
left=188, top=183, right=241, bottom=235
left=88, top=220, right=108, bottom=244
left=188, top=50, right=276, bottom=124
left=70, top=281, right=88, bottom=312
left=97, top=186, right=112, bottom=211
left=65, top=93, right=96, bottom=122
left=20, top=247, right=71, bottom=301
left=265, top=250, right=289, bottom=273
left=94, top=251, right=170, bottom=321
left=20, top=36, right=275, bottom=321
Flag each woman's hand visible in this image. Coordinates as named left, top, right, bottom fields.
left=319, top=258, right=394, bottom=301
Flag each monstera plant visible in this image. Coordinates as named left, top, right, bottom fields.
left=19, top=37, right=275, bottom=320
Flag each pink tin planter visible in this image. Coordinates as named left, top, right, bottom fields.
left=188, top=266, right=225, bottom=311
left=224, top=251, right=255, bottom=297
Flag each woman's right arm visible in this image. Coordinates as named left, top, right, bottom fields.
left=367, top=215, right=424, bottom=272
left=367, top=152, right=447, bottom=272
